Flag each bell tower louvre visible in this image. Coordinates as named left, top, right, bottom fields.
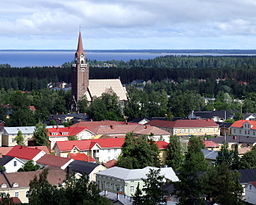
left=72, top=32, right=89, bottom=103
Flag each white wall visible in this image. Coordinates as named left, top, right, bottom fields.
left=244, top=183, right=256, bottom=204
left=4, top=158, right=24, bottom=173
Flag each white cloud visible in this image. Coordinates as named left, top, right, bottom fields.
left=1, top=0, right=256, bottom=48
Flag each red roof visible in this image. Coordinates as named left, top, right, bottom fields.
left=47, top=127, right=86, bottom=137
left=36, top=154, right=72, bottom=168
left=68, top=153, right=96, bottom=162
left=55, top=138, right=125, bottom=152
left=155, top=141, right=169, bottom=150
left=148, top=119, right=218, bottom=128
left=76, top=32, right=84, bottom=55
left=204, top=140, right=219, bottom=148
left=231, top=120, right=256, bottom=129
left=6, top=145, right=44, bottom=160
left=103, top=159, right=117, bottom=168
left=28, top=105, right=36, bottom=112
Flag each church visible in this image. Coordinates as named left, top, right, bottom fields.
left=72, top=32, right=127, bottom=105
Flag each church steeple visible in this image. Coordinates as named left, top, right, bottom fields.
left=72, top=32, right=89, bottom=104
left=76, top=32, right=84, bottom=56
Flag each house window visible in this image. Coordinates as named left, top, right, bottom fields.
left=26, top=191, right=29, bottom=197
left=234, top=129, right=236, bottom=133
left=12, top=138, right=15, bottom=143
left=239, top=130, right=241, bottom=134
left=14, top=161, right=17, bottom=166
left=130, top=186, right=134, bottom=193
left=15, top=192, right=19, bottom=197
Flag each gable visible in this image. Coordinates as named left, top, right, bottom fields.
left=87, top=79, right=127, bottom=101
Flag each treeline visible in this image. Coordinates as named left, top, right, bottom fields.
left=1, top=56, right=256, bottom=91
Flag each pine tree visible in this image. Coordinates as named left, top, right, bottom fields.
left=133, top=183, right=144, bottom=205
left=165, top=135, right=183, bottom=170
left=33, top=123, right=49, bottom=146
left=142, top=169, right=166, bottom=205
left=175, top=136, right=208, bottom=205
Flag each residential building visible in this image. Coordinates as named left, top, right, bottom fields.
left=36, top=154, right=73, bottom=170
left=243, top=182, right=256, bottom=204
left=72, top=32, right=127, bottom=104
left=203, top=140, right=220, bottom=151
left=67, top=160, right=106, bottom=182
left=53, top=138, right=124, bottom=163
left=239, top=169, right=256, bottom=204
left=155, top=141, right=169, bottom=163
left=188, top=110, right=234, bottom=122
left=211, top=136, right=253, bottom=155
left=71, top=121, right=171, bottom=142
left=96, top=166, right=179, bottom=197
left=0, top=168, right=66, bottom=203
left=148, top=119, right=220, bottom=137
left=0, top=146, right=49, bottom=156
left=0, top=156, right=26, bottom=173
left=231, top=120, right=256, bottom=138
left=244, top=113, right=256, bottom=121
left=201, top=149, right=218, bottom=163
left=2, top=126, right=63, bottom=147
left=47, top=126, right=94, bottom=148
left=6, top=145, right=46, bottom=161
left=68, top=153, right=96, bottom=162
left=54, top=138, right=168, bottom=163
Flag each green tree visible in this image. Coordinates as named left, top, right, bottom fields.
left=216, top=143, right=234, bottom=168
left=175, top=136, right=208, bottom=205
left=0, top=193, right=15, bottom=205
left=117, top=133, right=160, bottom=169
left=15, top=130, right=25, bottom=145
left=87, top=93, right=123, bottom=121
left=28, top=169, right=111, bottom=205
left=77, top=96, right=88, bottom=113
left=18, top=160, right=40, bottom=172
left=133, top=183, right=144, bottom=205
left=28, top=169, right=62, bottom=205
left=141, top=169, right=166, bottom=205
left=165, top=136, right=183, bottom=170
left=239, top=148, right=256, bottom=169
left=205, top=163, right=243, bottom=205
left=33, top=123, right=49, bottom=146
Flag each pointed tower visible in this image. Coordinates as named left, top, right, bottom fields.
left=72, top=32, right=89, bottom=102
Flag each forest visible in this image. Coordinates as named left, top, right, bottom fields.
left=1, top=55, right=256, bottom=126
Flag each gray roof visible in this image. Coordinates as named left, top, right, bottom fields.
left=96, top=166, right=179, bottom=182
left=4, top=125, right=64, bottom=135
left=68, top=160, right=100, bottom=175
left=190, top=110, right=234, bottom=120
left=239, top=169, right=256, bottom=184
left=211, top=136, right=256, bottom=145
left=201, top=149, right=218, bottom=161
left=4, top=126, right=36, bottom=135
left=0, top=156, right=14, bottom=166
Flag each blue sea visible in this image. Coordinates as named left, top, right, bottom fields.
left=1, top=49, right=256, bottom=67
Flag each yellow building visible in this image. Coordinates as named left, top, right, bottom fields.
left=148, top=119, right=220, bottom=137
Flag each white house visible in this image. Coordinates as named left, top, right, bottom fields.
left=243, top=182, right=256, bottom=204
left=47, top=126, right=94, bottom=149
left=2, top=125, right=64, bottom=147
left=231, top=120, right=256, bottom=137
left=53, top=138, right=124, bottom=163
left=96, top=166, right=179, bottom=197
left=0, top=156, right=26, bottom=173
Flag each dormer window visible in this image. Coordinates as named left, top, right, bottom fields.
left=61, top=132, right=68, bottom=135
left=51, top=132, right=58, bottom=136
left=12, top=183, right=19, bottom=188
left=1, top=184, right=7, bottom=188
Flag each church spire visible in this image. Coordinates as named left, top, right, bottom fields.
left=76, top=32, right=84, bottom=56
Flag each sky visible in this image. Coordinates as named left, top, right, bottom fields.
left=1, top=0, right=256, bottom=49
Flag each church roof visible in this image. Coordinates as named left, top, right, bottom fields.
left=76, top=32, right=84, bottom=55
left=86, top=79, right=127, bottom=101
